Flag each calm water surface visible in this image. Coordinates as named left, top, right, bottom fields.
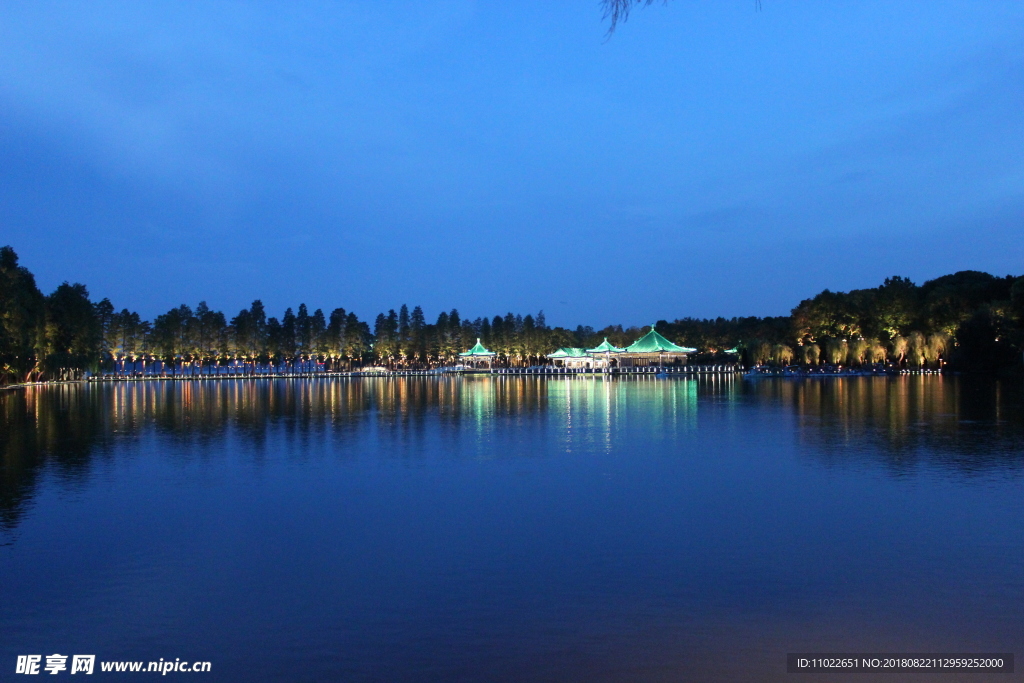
left=1, top=376, right=1023, bottom=682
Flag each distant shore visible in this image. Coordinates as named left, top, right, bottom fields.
left=0, top=363, right=963, bottom=391
left=3, top=244, right=1022, bottom=387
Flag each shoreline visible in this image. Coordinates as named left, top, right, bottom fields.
left=0, top=364, right=960, bottom=390
left=82, top=364, right=741, bottom=381
left=1, top=365, right=742, bottom=388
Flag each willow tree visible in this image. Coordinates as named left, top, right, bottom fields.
left=824, top=339, right=847, bottom=365
left=601, top=1, right=765, bottom=35
left=800, top=343, right=820, bottom=366
left=772, top=343, right=794, bottom=366
left=751, top=342, right=771, bottom=365
left=907, top=331, right=927, bottom=368
left=602, top=0, right=665, bottom=34
left=847, top=338, right=869, bottom=366
left=925, top=332, right=949, bottom=367
left=890, top=336, right=908, bottom=366
left=866, top=340, right=887, bottom=365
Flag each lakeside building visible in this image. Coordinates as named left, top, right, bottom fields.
left=545, top=347, right=591, bottom=369
left=464, top=327, right=696, bottom=370
left=542, top=327, right=697, bottom=369
left=617, top=327, right=697, bottom=367
left=584, top=338, right=626, bottom=369
left=458, top=339, right=496, bottom=369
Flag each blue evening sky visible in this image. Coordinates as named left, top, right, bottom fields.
left=1, top=1, right=1022, bottom=327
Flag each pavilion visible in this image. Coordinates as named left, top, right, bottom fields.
left=458, top=338, right=496, bottom=369
left=616, top=326, right=696, bottom=367
left=585, top=338, right=626, bottom=369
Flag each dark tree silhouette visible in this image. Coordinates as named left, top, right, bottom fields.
left=602, top=0, right=663, bottom=34
left=602, top=0, right=761, bottom=34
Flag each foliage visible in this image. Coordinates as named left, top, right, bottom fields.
left=601, top=0, right=665, bottom=34
left=42, top=282, right=103, bottom=378
left=1, top=244, right=1022, bottom=383
left=0, top=247, right=45, bottom=382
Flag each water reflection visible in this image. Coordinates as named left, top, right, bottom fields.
left=546, top=377, right=700, bottom=454
left=741, top=376, right=1024, bottom=474
left=2, top=376, right=1022, bottom=533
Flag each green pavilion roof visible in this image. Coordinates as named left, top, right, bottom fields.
left=586, top=338, right=626, bottom=354
left=546, top=347, right=588, bottom=359
left=459, top=338, right=496, bottom=357
left=624, top=327, right=696, bottom=354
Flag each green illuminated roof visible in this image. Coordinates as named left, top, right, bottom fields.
left=586, top=338, right=626, bottom=353
left=546, top=347, right=588, bottom=359
left=459, top=338, right=495, bottom=357
left=624, top=326, right=696, bottom=354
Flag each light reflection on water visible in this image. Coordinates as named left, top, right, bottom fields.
left=1, top=376, right=1022, bottom=682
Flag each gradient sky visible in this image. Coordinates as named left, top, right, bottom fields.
left=1, top=1, right=1022, bottom=328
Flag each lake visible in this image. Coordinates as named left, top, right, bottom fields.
left=2, top=376, right=1022, bottom=681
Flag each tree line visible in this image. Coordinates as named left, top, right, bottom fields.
left=2, top=245, right=1022, bottom=384
left=661, top=272, right=1024, bottom=373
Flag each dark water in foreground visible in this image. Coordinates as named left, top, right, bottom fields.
left=1, top=376, right=1023, bottom=682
